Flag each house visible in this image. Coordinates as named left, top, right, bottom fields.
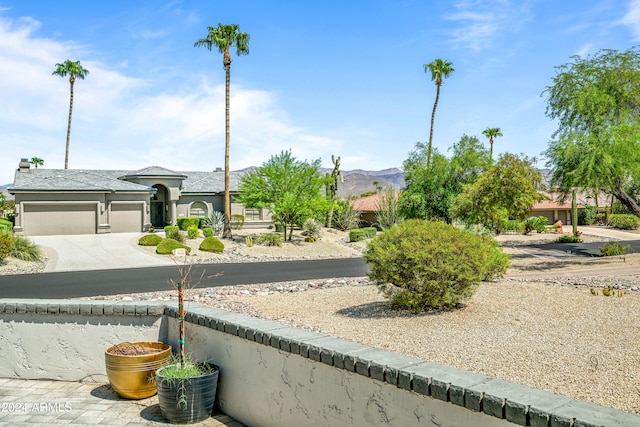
left=8, top=159, right=272, bottom=236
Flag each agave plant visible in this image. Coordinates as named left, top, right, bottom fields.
left=206, top=211, right=224, bottom=235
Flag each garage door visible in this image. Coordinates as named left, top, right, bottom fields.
left=110, top=204, right=143, bottom=233
left=23, top=204, right=97, bottom=236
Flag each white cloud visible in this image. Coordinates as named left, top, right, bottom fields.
left=620, top=0, right=640, bottom=40
left=445, top=0, right=532, bottom=51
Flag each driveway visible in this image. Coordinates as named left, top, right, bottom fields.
left=32, top=233, right=174, bottom=272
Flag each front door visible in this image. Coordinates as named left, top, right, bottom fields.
left=151, top=201, right=165, bottom=228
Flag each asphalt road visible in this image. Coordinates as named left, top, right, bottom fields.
left=522, top=239, right=640, bottom=257
left=0, top=258, right=369, bottom=299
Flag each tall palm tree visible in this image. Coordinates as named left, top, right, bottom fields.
left=482, top=127, right=503, bottom=162
left=425, top=59, right=454, bottom=167
left=29, top=157, right=44, bottom=169
left=52, top=60, right=89, bottom=169
left=195, top=24, right=250, bottom=239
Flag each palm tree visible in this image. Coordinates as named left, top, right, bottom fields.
left=424, top=59, right=454, bottom=167
left=482, top=127, right=503, bottom=162
left=52, top=60, right=90, bottom=169
left=29, top=157, right=44, bottom=169
left=195, top=24, right=250, bottom=239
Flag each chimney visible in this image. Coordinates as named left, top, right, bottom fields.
left=18, top=158, right=30, bottom=173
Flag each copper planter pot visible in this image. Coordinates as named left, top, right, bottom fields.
left=105, top=341, right=172, bottom=399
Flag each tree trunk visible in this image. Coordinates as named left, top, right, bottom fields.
left=427, top=84, right=441, bottom=168
left=65, top=76, right=75, bottom=169
left=222, top=49, right=233, bottom=239
left=572, top=189, right=578, bottom=236
left=611, top=180, right=640, bottom=217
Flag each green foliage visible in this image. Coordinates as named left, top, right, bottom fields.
left=164, top=226, right=186, bottom=244
left=578, top=206, right=599, bottom=225
left=608, top=214, right=640, bottom=230
left=0, top=218, right=13, bottom=231
left=238, top=150, right=331, bottom=241
left=245, top=236, right=254, bottom=247
left=375, top=187, right=403, bottom=230
left=177, top=218, right=200, bottom=231
left=10, top=235, right=41, bottom=261
left=557, top=235, right=582, bottom=243
left=349, top=227, right=377, bottom=242
left=599, top=241, right=630, bottom=256
left=0, top=231, right=15, bottom=261
left=187, top=225, right=199, bottom=239
left=302, top=218, right=323, bottom=238
left=304, top=235, right=317, bottom=243
left=524, top=216, right=548, bottom=234
left=544, top=48, right=640, bottom=215
left=256, top=233, right=283, bottom=247
left=451, top=153, right=543, bottom=233
left=363, top=220, right=509, bottom=312
left=206, top=211, right=224, bottom=234
left=199, top=237, right=224, bottom=253
left=483, top=237, right=512, bottom=281
left=332, top=200, right=361, bottom=231
left=230, top=214, right=245, bottom=230
left=138, top=234, right=163, bottom=246
left=156, top=239, right=191, bottom=255
left=502, top=220, right=524, bottom=233
left=201, top=227, right=213, bottom=238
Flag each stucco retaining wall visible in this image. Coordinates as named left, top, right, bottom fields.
left=0, top=299, right=638, bottom=427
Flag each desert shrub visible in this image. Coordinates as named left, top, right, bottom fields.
left=138, top=234, right=163, bottom=246
left=187, top=225, right=199, bottom=239
left=524, top=216, right=548, bottom=234
left=156, top=238, right=191, bottom=255
left=202, top=227, right=214, bottom=238
left=482, top=236, right=512, bottom=280
left=608, top=214, right=640, bottom=230
left=257, top=233, right=283, bottom=247
left=230, top=214, right=245, bottom=230
left=0, top=218, right=12, bottom=231
left=578, top=206, right=598, bottom=225
left=177, top=217, right=200, bottom=231
left=164, top=226, right=186, bottom=243
left=11, top=235, right=41, bottom=261
left=199, top=237, right=224, bottom=253
left=304, top=235, right=317, bottom=243
left=557, top=235, right=582, bottom=243
left=599, top=241, right=631, bottom=256
left=349, top=227, right=377, bottom=242
left=501, top=219, right=524, bottom=233
left=302, top=218, right=323, bottom=238
left=332, top=200, right=361, bottom=231
left=363, top=219, right=510, bottom=312
left=245, top=236, right=254, bottom=247
left=0, top=231, right=16, bottom=261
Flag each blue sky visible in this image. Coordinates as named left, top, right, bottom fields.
left=1, top=1, right=639, bottom=185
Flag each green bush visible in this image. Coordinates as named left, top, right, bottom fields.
left=502, top=219, right=524, bottom=233
left=304, top=235, right=317, bottom=243
left=11, top=235, right=41, bottom=261
left=608, top=214, right=640, bottom=230
left=363, top=219, right=510, bottom=313
left=164, top=226, right=186, bottom=243
left=524, top=216, right=548, bottom=234
left=482, top=236, right=512, bottom=280
left=0, top=218, right=13, bottom=231
left=578, top=206, right=598, bottom=225
left=557, top=235, right=582, bottom=243
left=138, top=234, right=163, bottom=246
left=230, top=214, right=245, bottom=230
left=199, top=237, right=224, bottom=253
left=156, top=238, right=191, bottom=255
left=349, top=227, right=377, bottom=242
left=202, top=227, right=214, bottom=238
left=599, top=241, right=631, bottom=256
left=187, top=225, right=199, bottom=239
left=0, top=231, right=15, bottom=262
left=177, top=217, right=200, bottom=231
left=257, top=233, right=283, bottom=247
left=332, top=200, right=361, bottom=231
left=302, top=218, right=322, bottom=238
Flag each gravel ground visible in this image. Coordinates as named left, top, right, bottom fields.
left=4, top=227, right=640, bottom=414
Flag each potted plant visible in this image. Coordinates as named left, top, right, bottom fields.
left=104, top=341, right=171, bottom=399
left=155, top=260, right=220, bottom=424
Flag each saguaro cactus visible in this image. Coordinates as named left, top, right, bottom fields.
left=325, top=155, right=344, bottom=228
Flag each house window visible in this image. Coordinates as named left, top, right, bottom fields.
left=190, top=202, right=208, bottom=218
left=244, top=208, right=261, bottom=221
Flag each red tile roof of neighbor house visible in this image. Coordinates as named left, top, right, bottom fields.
left=352, top=192, right=399, bottom=212
left=532, top=200, right=584, bottom=210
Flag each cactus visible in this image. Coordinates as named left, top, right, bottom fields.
left=325, top=154, right=344, bottom=228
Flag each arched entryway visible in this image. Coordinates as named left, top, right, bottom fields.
left=151, top=184, right=169, bottom=228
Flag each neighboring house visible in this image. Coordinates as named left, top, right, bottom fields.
left=352, top=192, right=400, bottom=227
left=530, top=200, right=582, bottom=225
left=8, top=159, right=271, bottom=236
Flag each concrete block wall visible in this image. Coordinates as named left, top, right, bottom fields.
left=1, top=299, right=639, bottom=426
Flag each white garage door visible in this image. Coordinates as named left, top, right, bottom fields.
left=23, top=204, right=97, bottom=236
left=110, top=204, right=143, bottom=233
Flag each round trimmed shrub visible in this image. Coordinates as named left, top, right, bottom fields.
left=202, top=227, right=214, bottom=238
left=199, top=237, right=224, bottom=253
left=156, top=238, right=191, bottom=255
left=187, top=225, right=199, bottom=239
left=608, top=214, right=640, bottom=230
left=363, top=219, right=510, bottom=312
left=138, top=234, right=163, bottom=246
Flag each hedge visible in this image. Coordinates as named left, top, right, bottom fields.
left=349, top=227, right=377, bottom=242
